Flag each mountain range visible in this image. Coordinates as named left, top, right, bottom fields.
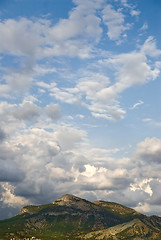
left=0, top=194, right=161, bottom=240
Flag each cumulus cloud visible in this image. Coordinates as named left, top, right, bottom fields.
left=0, top=103, right=161, bottom=210
left=0, top=0, right=103, bottom=62
left=0, top=120, right=160, bottom=217
left=141, top=36, right=161, bottom=57
left=135, top=137, right=161, bottom=163
left=45, top=104, right=61, bottom=121
left=108, top=51, right=159, bottom=88
left=50, top=37, right=161, bottom=121
left=0, top=125, right=87, bottom=206
left=0, top=1, right=103, bottom=96
left=48, top=2, right=102, bottom=42
left=0, top=1, right=157, bottom=101
left=14, top=102, right=41, bottom=121
left=0, top=183, right=30, bottom=208
left=102, top=4, right=130, bottom=41
left=0, top=18, right=45, bottom=58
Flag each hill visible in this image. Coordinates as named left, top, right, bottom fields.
left=0, top=194, right=161, bottom=240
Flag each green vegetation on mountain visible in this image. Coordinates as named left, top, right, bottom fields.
left=0, top=194, right=161, bottom=240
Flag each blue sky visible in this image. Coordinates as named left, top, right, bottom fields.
left=0, top=0, right=161, bottom=220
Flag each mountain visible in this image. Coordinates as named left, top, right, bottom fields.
left=0, top=194, right=161, bottom=240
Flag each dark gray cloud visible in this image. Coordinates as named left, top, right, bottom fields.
left=0, top=203, right=20, bottom=220
left=106, top=188, right=150, bottom=208
left=0, top=160, right=24, bottom=182
left=148, top=180, right=161, bottom=205
left=0, top=128, right=6, bottom=142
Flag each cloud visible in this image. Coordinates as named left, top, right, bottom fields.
left=0, top=128, right=6, bottom=142
left=130, top=100, right=144, bottom=110
left=0, top=0, right=140, bottom=63
left=0, top=119, right=161, bottom=217
left=50, top=71, right=126, bottom=121
left=50, top=37, right=161, bottom=121
left=110, top=52, right=159, bottom=87
left=130, top=9, right=140, bottom=16
left=140, top=22, right=148, bottom=31
left=0, top=2, right=158, bottom=101
left=48, top=5, right=102, bottom=42
left=13, top=102, right=41, bottom=121
left=77, top=165, right=131, bottom=191
left=0, top=159, right=24, bottom=182
left=141, top=36, right=161, bottom=57
left=50, top=87, right=81, bottom=105
left=45, top=104, right=61, bottom=121
left=0, top=125, right=87, bottom=205
left=0, top=18, right=44, bottom=57
left=0, top=183, right=30, bottom=208
left=142, top=118, right=161, bottom=128
left=135, top=137, right=161, bottom=163
left=102, top=4, right=130, bottom=41
left=54, top=126, right=87, bottom=151
left=0, top=2, right=103, bottom=95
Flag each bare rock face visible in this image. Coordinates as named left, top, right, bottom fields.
left=18, top=207, right=33, bottom=215
left=52, top=194, right=94, bottom=211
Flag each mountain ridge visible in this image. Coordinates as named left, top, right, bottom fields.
left=0, top=194, right=161, bottom=240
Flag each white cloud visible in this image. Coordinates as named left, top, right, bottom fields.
left=142, top=118, right=161, bottom=128
left=50, top=71, right=126, bottom=121
left=130, top=100, right=144, bottom=110
left=36, top=81, right=56, bottom=89
left=130, top=9, right=140, bottom=16
left=135, top=202, right=161, bottom=216
left=54, top=126, right=87, bottom=151
left=0, top=18, right=44, bottom=57
left=112, top=52, right=158, bottom=87
left=0, top=84, right=10, bottom=98
left=102, top=4, right=130, bottom=41
left=140, top=22, right=148, bottom=31
left=141, top=36, right=161, bottom=57
left=142, top=118, right=152, bottom=122
left=0, top=183, right=30, bottom=208
left=3, top=70, right=34, bottom=91
left=13, top=102, right=41, bottom=121
left=48, top=36, right=161, bottom=121
left=135, top=137, right=161, bottom=163
left=76, top=114, right=85, bottom=119
left=130, top=179, right=153, bottom=196
left=48, top=8, right=101, bottom=42
left=50, top=87, right=81, bottom=105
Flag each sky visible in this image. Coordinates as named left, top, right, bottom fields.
left=0, top=0, right=161, bottom=220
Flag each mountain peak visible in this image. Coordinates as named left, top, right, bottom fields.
left=52, top=194, right=92, bottom=210
left=54, top=194, right=81, bottom=202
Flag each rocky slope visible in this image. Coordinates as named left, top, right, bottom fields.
left=0, top=194, right=161, bottom=240
left=82, top=218, right=161, bottom=239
